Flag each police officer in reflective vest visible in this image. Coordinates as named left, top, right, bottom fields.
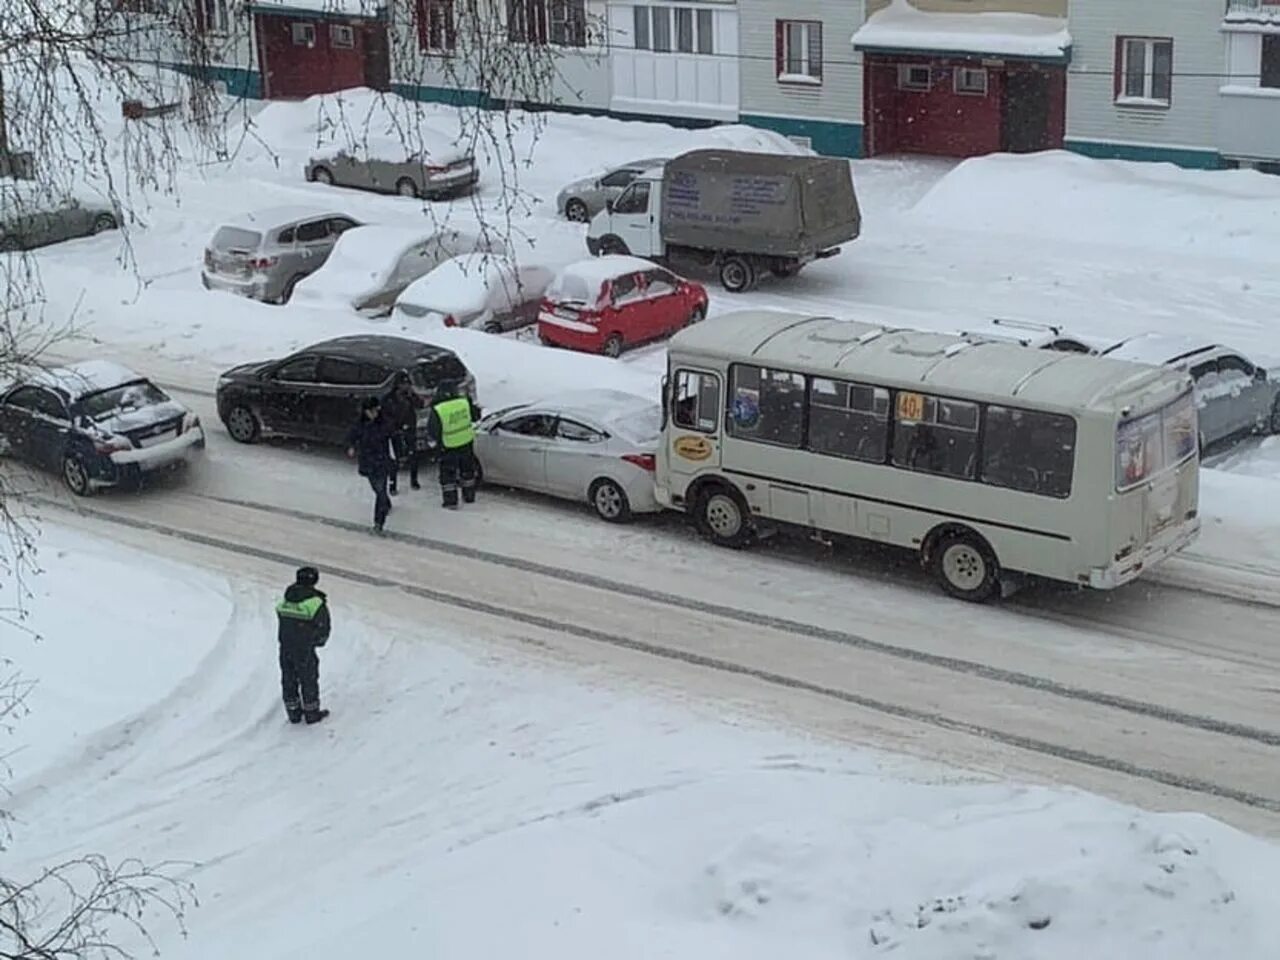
left=276, top=566, right=332, bottom=725
left=427, top=381, right=482, bottom=508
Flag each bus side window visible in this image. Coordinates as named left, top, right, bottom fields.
left=808, top=377, right=890, bottom=463
left=891, top=392, right=979, bottom=480
left=728, top=363, right=804, bottom=448
left=981, top=406, right=1077, bottom=499
left=673, top=369, right=720, bottom=433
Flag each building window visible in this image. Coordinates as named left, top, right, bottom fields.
left=897, top=64, right=931, bottom=91
left=776, top=20, right=822, bottom=84
left=330, top=24, right=354, bottom=48
left=197, top=0, right=229, bottom=33
left=508, top=0, right=585, bottom=46
left=417, top=0, right=456, bottom=52
left=1263, top=35, right=1280, bottom=89
left=954, top=66, right=987, bottom=96
left=291, top=21, right=315, bottom=46
left=633, top=5, right=714, bottom=55
left=1117, top=36, right=1173, bottom=106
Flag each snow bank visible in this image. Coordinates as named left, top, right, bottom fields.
left=3, top=525, right=232, bottom=784
left=8, top=526, right=1280, bottom=959
left=853, top=0, right=1071, bottom=59
left=908, top=151, right=1280, bottom=262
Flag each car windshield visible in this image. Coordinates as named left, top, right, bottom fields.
left=212, top=226, right=262, bottom=252
left=1115, top=390, right=1196, bottom=491
left=76, top=380, right=170, bottom=421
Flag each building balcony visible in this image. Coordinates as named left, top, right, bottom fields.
left=1217, top=84, right=1280, bottom=161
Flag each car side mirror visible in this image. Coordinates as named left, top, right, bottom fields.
left=605, top=199, right=614, bottom=214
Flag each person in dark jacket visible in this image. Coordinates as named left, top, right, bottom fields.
left=426, top=381, right=482, bottom=508
left=384, top=373, right=425, bottom=496
left=276, top=565, right=331, bottom=724
left=346, top=396, right=396, bottom=532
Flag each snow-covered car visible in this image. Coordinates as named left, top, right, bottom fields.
left=537, top=256, right=708, bottom=357
left=201, top=206, right=361, bottom=304
left=474, top=389, right=661, bottom=522
left=0, top=181, right=120, bottom=252
left=959, top=318, right=1110, bottom=354
left=392, top=253, right=555, bottom=333
left=556, top=157, right=667, bottom=223
left=1097, top=334, right=1280, bottom=451
left=0, top=360, right=204, bottom=495
left=305, top=135, right=479, bottom=200
left=292, top=225, right=502, bottom=316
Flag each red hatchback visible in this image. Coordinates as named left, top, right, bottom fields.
left=537, top=255, right=708, bottom=358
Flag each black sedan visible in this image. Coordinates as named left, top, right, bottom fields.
left=0, top=360, right=205, bottom=495
left=215, top=335, right=476, bottom=446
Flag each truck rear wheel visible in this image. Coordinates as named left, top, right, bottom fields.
left=720, top=256, right=757, bottom=293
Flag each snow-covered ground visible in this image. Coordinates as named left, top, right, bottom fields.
left=6, top=523, right=1280, bottom=959
left=8, top=80, right=1280, bottom=957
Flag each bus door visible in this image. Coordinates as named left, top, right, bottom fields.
left=664, top=367, right=723, bottom=497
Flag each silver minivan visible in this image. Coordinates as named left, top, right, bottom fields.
left=201, top=205, right=361, bottom=304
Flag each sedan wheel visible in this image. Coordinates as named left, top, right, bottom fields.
left=311, top=166, right=334, bottom=185
left=602, top=334, right=623, bottom=359
left=688, top=304, right=706, bottom=325
left=590, top=478, right=632, bottom=523
left=1271, top=396, right=1280, bottom=434
left=396, top=177, right=419, bottom=198
left=482, top=321, right=503, bottom=335
left=225, top=405, right=260, bottom=443
left=0, top=235, right=20, bottom=253
left=565, top=199, right=589, bottom=223
left=91, top=213, right=117, bottom=234
left=62, top=454, right=92, bottom=497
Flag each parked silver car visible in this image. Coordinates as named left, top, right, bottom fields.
left=0, top=182, right=119, bottom=252
left=1098, top=335, right=1280, bottom=452
left=200, top=206, right=361, bottom=304
left=305, top=137, right=479, bottom=200
left=555, top=157, right=667, bottom=223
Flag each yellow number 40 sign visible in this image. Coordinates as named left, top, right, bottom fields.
left=896, top=391, right=926, bottom=422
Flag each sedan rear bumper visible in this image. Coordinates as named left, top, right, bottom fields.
left=538, top=314, right=604, bottom=353
left=202, top=270, right=269, bottom=301
left=110, top=426, right=206, bottom=472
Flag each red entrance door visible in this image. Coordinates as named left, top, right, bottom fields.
left=255, top=13, right=383, bottom=99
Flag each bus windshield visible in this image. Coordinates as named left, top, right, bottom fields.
left=1115, top=390, right=1196, bottom=491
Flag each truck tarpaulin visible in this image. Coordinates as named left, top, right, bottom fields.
left=660, top=150, right=861, bottom=258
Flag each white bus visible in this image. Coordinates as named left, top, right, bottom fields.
left=657, top=311, right=1201, bottom=601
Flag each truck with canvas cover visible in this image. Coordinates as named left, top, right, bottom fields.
left=585, top=149, right=861, bottom=293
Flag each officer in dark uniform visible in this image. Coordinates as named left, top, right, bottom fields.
left=275, top=566, right=331, bottom=725
left=346, top=396, right=396, bottom=532
left=426, top=381, right=482, bottom=508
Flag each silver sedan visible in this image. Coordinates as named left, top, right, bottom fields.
left=555, top=158, right=667, bottom=223
left=473, top=390, right=661, bottom=522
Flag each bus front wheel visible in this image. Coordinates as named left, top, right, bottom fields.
left=931, top=531, right=999, bottom=603
left=695, top=485, right=752, bottom=549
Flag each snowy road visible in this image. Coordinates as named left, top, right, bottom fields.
left=30, top=466, right=1280, bottom=839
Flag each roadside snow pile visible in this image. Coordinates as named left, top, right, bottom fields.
left=7, top=525, right=1280, bottom=959
left=3, top=524, right=232, bottom=785
left=908, top=151, right=1280, bottom=261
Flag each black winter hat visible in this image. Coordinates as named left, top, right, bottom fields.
left=296, top=566, right=320, bottom=586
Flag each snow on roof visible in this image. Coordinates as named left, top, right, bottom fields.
left=1100, top=333, right=1218, bottom=367
left=312, top=130, right=470, bottom=166
left=558, top=256, right=657, bottom=288
left=530, top=387, right=657, bottom=421
left=30, top=360, right=145, bottom=399
left=250, top=0, right=385, bottom=17
left=225, top=205, right=351, bottom=230
left=1224, top=4, right=1280, bottom=30
left=670, top=312, right=1185, bottom=414
left=397, top=253, right=518, bottom=314
left=294, top=226, right=472, bottom=305
left=852, top=0, right=1071, bottom=60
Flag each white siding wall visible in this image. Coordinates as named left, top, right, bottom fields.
left=737, top=0, right=863, bottom=124
left=1066, top=0, right=1222, bottom=153
left=607, top=1, right=739, bottom=120
left=1219, top=28, right=1280, bottom=161
left=390, top=0, right=612, bottom=109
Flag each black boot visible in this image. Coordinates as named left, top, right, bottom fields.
left=286, top=704, right=303, bottom=724
left=304, top=708, right=330, bottom=725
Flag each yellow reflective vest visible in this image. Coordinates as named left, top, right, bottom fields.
left=434, top=397, right=476, bottom=449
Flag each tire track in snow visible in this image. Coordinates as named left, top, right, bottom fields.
left=35, top=495, right=1280, bottom=817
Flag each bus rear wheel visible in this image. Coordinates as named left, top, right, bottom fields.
left=695, top=484, right=752, bottom=549
left=931, top=531, right=999, bottom=603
